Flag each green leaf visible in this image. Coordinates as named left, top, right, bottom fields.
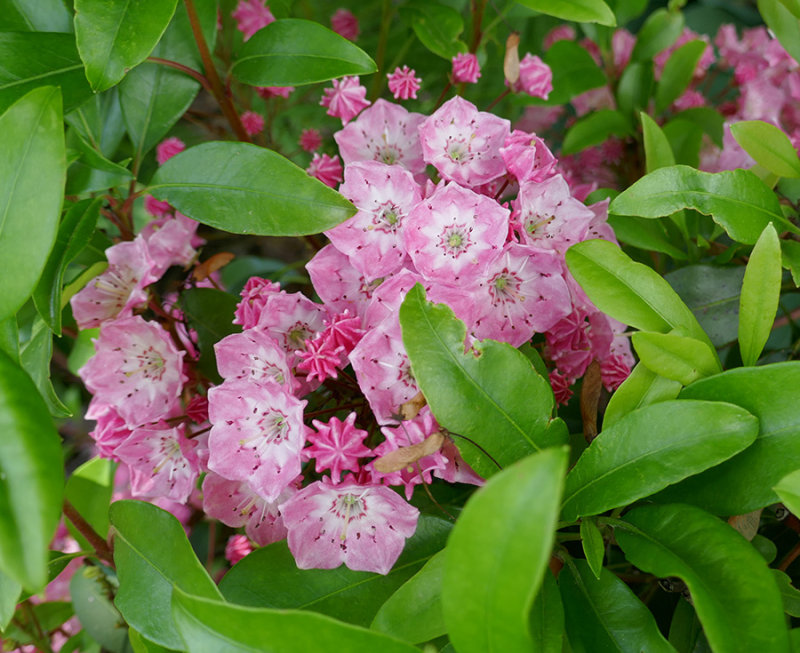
left=0, top=348, right=64, bottom=592
left=0, top=567, right=21, bottom=631
left=779, top=0, right=800, bottom=17
left=672, top=107, right=724, bottom=147
left=0, top=0, right=73, bottom=32
left=0, top=316, right=18, bottom=363
left=172, top=587, right=419, bottom=653
left=608, top=215, right=687, bottom=259
left=65, top=88, right=127, bottom=159
left=773, top=569, right=800, bottom=617
left=543, top=40, right=607, bottom=105
left=68, top=327, right=100, bottom=375
left=148, top=142, right=355, bottom=236
left=630, top=8, right=684, bottom=62
left=529, top=572, right=564, bottom=653
left=20, top=317, right=71, bottom=417
left=641, top=112, right=676, bottom=172
left=773, top=469, right=800, bottom=519
left=616, top=61, right=653, bottom=118
left=603, top=362, right=682, bottom=428
left=231, top=19, right=376, bottom=86
left=32, top=198, right=101, bottom=335
left=66, top=131, right=134, bottom=195
left=783, top=239, right=800, bottom=286
left=514, top=0, right=616, bottom=25
left=616, top=503, right=790, bottom=652
left=371, top=550, right=445, bottom=644
left=758, top=0, right=800, bottom=66
left=655, top=40, right=707, bottom=113
left=179, top=288, right=240, bottom=383
left=739, top=223, right=781, bottom=366
left=64, top=457, right=115, bottom=551
left=219, top=515, right=451, bottom=627
left=70, top=565, right=129, bottom=653
left=579, top=518, right=605, bottom=580
left=129, top=628, right=175, bottom=653
left=632, top=331, right=721, bottom=385
left=609, top=165, right=797, bottom=244
left=565, top=239, right=710, bottom=345
left=399, top=284, right=566, bottom=479
left=110, top=500, right=222, bottom=649
left=562, top=110, right=633, bottom=155
left=730, top=120, right=800, bottom=179
left=560, top=559, right=675, bottom=652
left=662, top=119, right=703, bottom=167
left=0, top=33, right=93, bottom=115
left=658, top=363, right=800, bottom=514
left=74, top=0, right=180, bottom=92
left=562, top=399, right=758, bottom=521
left=400, top=1, right=466, bottom=60
left=442, top=448, right=568, bottom=653
left=0, top=86, right=66, bottom=323
left=3, top=601, right=74, bottom=646
left=608, top=0, right=648, bottom=24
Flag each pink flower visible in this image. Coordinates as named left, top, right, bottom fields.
left=214, top=328, right=294, bottom=392
left=86, top=402, right=131, bottom=460
left=512, top=54, right=553, bottom=100
left=144, top=194, right=171, bottom=217
left=139, top=213, right=199, bottom=276
left=321, top=310, right=364, bottom=352
left=234, top=277, right=282, bottom=329
left=543, top=25, right=576, bottom=50
left=673, top=89, right=706, bottom=111
left=500, top=129, right=558, bottom=184
left=225, top=535, right=253, bottom=565
left=299, top=128, right=322, bottom=152
left=156, top=137, right=185, bottom=165
left=295, top=336, right=344, bottom=383
left=255, top=86, right=294, bottom=99
left=549, top=370, right=573, bottom=406
left=303, top=413, right=372, bottom=482
left=232, top=0, right=275, bottom=41
left=306, top=244, right=381, bottom=320
left=612, top=29, right=636, bottom=72
left=600, top=353, right=631, bottom=392
left=240, top=110, right=264, bottom=136
left=307, top=153, right=343, bottom=188
left=331, top=8, right=359, bottom=40
left=186, top=395, right=209, bottom=424
left=280, top=476, right=419, bottom=574
left=255, top=291, right=329, bottom=368
left=387, top=66, right=421, bottom=100
left=320, top=77, right=370, bottom=124
left=451, top=52, right=481, bottom=83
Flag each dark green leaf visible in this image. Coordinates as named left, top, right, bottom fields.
left=773, top=569, right=800, bottom=617
left=0, top=567, right=21, bottom=631
left=0, top=316, right=18, bottom=363
left=371, top=550, right=445, bottom=644
left=129, top=628, right=175, bottom=653
left=543, top=40, right=607, bottom=105
left=149, top=142, right=356, bottom=236
left=401, top=1, right=466, bottom=60
left=609, top=0, right=648, bottom=24
left=64, top=457, right=115, bottom=551
left=579, top=518, right=605, bottom=579
left=443, top=448, right=568, bottom=653
left=66, top=129, right=134, bottom=195
left=3, top=601, right=74, bottom=646
left=33, top=198, right=102, bottom=335
left=758, top=0, right=800, bottom=65
left=74, top=0, right=180, bottom=92
left=0, top=0, right=73, bottom=32
left=562, top=110, right=634, bottom=155
left=0, top=86, right=66, bottom=323
left=631, top=331, right=721, bottom=385
left=562, top=399, right=758, bottom=521
left=616, top=61, right=653, bottom=117
left=70, top=565, right=129, bottom=653
left=603, top=363, right=682, bottom=428
left=179, top=287, right=240, bottom=383
left=731, top=120, right=800, bottom=178
left=529, top=572, right=564, bottom=653
left=617, top=503, right=790, bottom=652
left=110, top=500, right=222, bottom=649
left=658, top=363, right=800, bottom=514
left=656, top=40, right=707, bottom=113
left=65, top=88, right=127, bottom=159
left=399, top=284, right=566, bottom=479
left=609, top=165, right=797, bottom=244
left=630, top=8, right=684, bottom=62
left=172, top=588, right=419, bottom=653
left=231, top=19, right=376, bottom=86
left=514, top=0, right=616, bottom=25
left=672, top=107, right=724, bottom=147
left=560, top=559, right=674, bottom=652
left=668, top=599, right=702, bottom=653
left=20, top=317, right=71, bottom=417
left=608, top=215, right=687, bottom=259
left=0, top=348, right=64, bottom=592
left=662, top=119, right=703, bottom=167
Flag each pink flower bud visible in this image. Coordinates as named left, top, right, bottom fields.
left=451, top=52, right=481, bottom=84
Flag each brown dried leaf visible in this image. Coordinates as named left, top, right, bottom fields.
left=581, top=360, right=602, bottom=443
left=504, top=32, right=521, bottom=85
left=193, top=252, right=235, bottom=281
left=399, top=392, right=427, bottom=421
left=728, top=509, right=762, bottom=541
left=373, top=431, right=445, bottom=473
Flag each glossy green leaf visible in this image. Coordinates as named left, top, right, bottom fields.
left=616, top=61, right=653, bottom=117
left=731, top=120, right=800, bottom=178
left=609, top=0, right=648, bottom=23
left=400, top=1, right=466, bottom=60
left=70, top=566, right=129, bottom=653
left=74, top=0, right=180, bottom=92
left=68, top=327, right=100, bottom=375
left=32, top=198, right=101, bottom=335
left=630, top=8, right=684, bottom=62
left=782, top=239, right=800, bottom=286
left=758, top=0, right=800, bottom=65
left=129, top=628, right=175, bottom=653
left=662, top=119, right=703, bottom=167
left=658, top=363, right=800, bottom=514
left=543, top=40, right=607, bottom=105
left=399, top=285, right=566, bottom=479
left=65, top=88, right=126, bottom=159
left=172, top=588, right=418, bottom=653
left=443, top=448, right=568, bottom=653
left=110, top=500, right=222, bottom=649
left=529, top=572, right=564, bottom=653
left=773, top=468, right=800, bottom=519
left=560, top=559, right=674, bottom=652
left=565, top=239, right=709, bottom=345
left=607, top=215, right=687, bottom=259
left=3, top=601, right=74, bottom=646
left=579, top=518, right=605, bottom=580
left=0, top=317, right=18, bottom=363
left=779, top=0, right=800, bottom=17
left=149, top=142, right=355, bottom=236
left=0, top=0, right=73, bottom=32
left=562, top=110, right=633, bottom=155
left=0, top=86, right=66, bottom=323
left=641, top=112, right=676, bottom=172
left=632, top=331, right=721, bottom=385
left=562, top=399, right=758, bottom=521
left=231, top=19, right=376, bottom=86
left=19, top=317, right=71, bottom=417
left=609, top=165, right=797, bottom=244
left=617, top=504, right=790, bottom=652
left=515, top=0, right=616, bottom=25
left=656, top=40, right=707, bottom=113
left=64, top=457, right=115, bottom=551
left=371, top=550, right=445, bottom=644
left=739, top=223, right=781, bottom=366
left=0, top=348, right=64, bottom=592
left=219, top=515, right=451, bottom=627
left=0, top=567, right=21, bottom=631
left=0, top=33, right=92, bottom=114
left=603, top=363, right=682, bottom=428
left=672, top=107, right=724, bottom=147
left=773, top=569, right=800, bottom=617
left=180, top=288, right=240, bottom=383
left=66, top=131, right=134, bottom=195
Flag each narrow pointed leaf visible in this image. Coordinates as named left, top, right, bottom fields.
left=149, top=142, right=355, bottom=236
left=739, top=223, right=781, bottom=366
left=730, top=121, right=800, bottom=178
left=773, top=469, right=800, bottom=520
left=655, top=40, right=707, bottom=113
left=580, top=518, right=605, bottom=580
left=641, top=112, right=676, bottom=172
left=562, top=400, right=758, bottom=522
left=514, top=0, right=616, bottom=25
left=231, top=19, right=376, bottom=86
left=399, top=284, right=566, bottom=479
left=110, top=500, right=222, bottom=649
left=560, top=559, right=675, bottom=652
left=758, top=0, right=800, bottom=66
left=0, top=567, right=21, bottom=631
left=529, top=572, right=564, bottom=653
left=20, top=317, right=71, bottom=417
left=443, top=448, right=568, bottom=653
left=773, top=569, right=800, bottom=617
left=0, top=86, right=66, bottom=323
left=630, top=8, right=684, bottom=62
left=603, top=362, right=682, bottom=428
left=74, top=0, right=180, bottom=92
left=0, top=349, right=64, bottom=592
left=616, top=504, right=790, bottom=652
left=172, top=588, right=418, bottom=653
left=609, top=165, right=798, bottom=244
left=632, top=331, right=721, bottom=385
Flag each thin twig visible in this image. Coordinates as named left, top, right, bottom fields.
left=63, top=499, right=114, bottom=564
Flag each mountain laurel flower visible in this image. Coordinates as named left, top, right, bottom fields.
left=307, top=153, right=344, bottom=188
left=240, top=110, right=265, bottom=136
left=330, top=8, right=359, bottom=40
left=299, top=128, right=322, bottom=152
left=295, top=337, right=344, bottom=383
left=387, top=66, right=422, bottom=100
left=320, top=76, right=370, bottom=124
left=255, top=86, right=294, bottom=99
left=451, top=52, right=481, bottom=83
left=232, top=0, right=275, bottom=41
left=225, top=535, right=253, bottom=565
left=302, top=413, right=373, bottom=482
left=156, top=137, right=185, bottom=165
left=512, top=54, right=553, bottom=100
